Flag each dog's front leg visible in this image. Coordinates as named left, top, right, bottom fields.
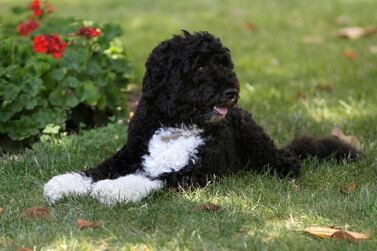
left=44, top=141, right=144, bottom=204
left=90, top=172, right=163, bottom=205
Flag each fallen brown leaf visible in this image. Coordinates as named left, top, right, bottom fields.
left=295, top=91, right=307, bottom=100
left=332, top=230, right=369, bottom=242
left=305, top=226, right=338, bottom=238
left=335, top=16, right=350, bottom=25
left=341, top=183, right=357, bottom=194
left=315, top=83, right=334, bottom=92
left=127, top=90, right=141, bottom=112
left=77, top=218, right=101, bottom=230
left=289, top=179, right=299, bottom=191
left=302, top=35, right=324, bottom=44
left=16, top=248, right=33, bottom=251
left=191, top=203, right=222, bottom=212
left=305, top=226, right=369, bottom=241
left=0, top=208, right=4, bottom=215
left=336, top=26, right=377, bottom=40
left=331, top=126, right=362, bottom=151
left=343, top=49, right=358, bottom=61
left=126, top=111, right=135, bottom=124
left=21, top=207, right=50, bottom=219
left=240, top=22, right=257, bottom=31
left=369, top=45, right=377, bottom=54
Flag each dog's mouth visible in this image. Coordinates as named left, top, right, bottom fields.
left=212, top=99, right=236, bottom=119
left=213, top=105, right=229, bottom=118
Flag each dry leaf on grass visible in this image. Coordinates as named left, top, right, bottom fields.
left=239, top=22, right=257, bottom=31
left=0, top=208, right=4, bottom=215
left=369, top=45, right=377, bottom=54
left=331, top=126, right=362, bottom=151
left=289, top=179, right=299, bottom=191
left=191, top=203, right=223, bottom=212
left=315, top=83, right=334, bottom=92
left=343, top=49, right=358, bottom=61
left=295, top=91, right=307, bottom=101
left=341, top=183, right=357, bottom=194
left=21, top=207, right=50, bottom=219
left=77, top=218, right=101, bottom=230
left=305, top=226, right=369, bottom=242
left=305, top=226, right=339, bottom=238
left=130, top=246, right=151, bottom=251
left=335, top=26, right=377, bottom=40
left=16, top=248, right=33, bottom=251
left=126, top=111, right=135, bottom=124
left=335, top=16, right=350, bottom=25
left=302, top=35, right=324, bottom=44
left=332, top=230, right=369, bottom=242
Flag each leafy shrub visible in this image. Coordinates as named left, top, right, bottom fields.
left=0, top=0, right=132, bottom=150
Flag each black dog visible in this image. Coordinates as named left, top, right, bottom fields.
left=44, top=31, right=359, bottom=205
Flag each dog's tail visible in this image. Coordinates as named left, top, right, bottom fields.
left=283, top=136, right=360, bottom=161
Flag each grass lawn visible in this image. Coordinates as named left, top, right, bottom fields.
left=1, top=0, right=377, bottom=250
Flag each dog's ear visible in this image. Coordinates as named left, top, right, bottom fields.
left=142, top=41, right=170, bottom=99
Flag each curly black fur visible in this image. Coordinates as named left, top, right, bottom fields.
left=84, top=31, right=359, bottom=188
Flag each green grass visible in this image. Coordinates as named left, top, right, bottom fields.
left=1, top=0, right=377, bottom=250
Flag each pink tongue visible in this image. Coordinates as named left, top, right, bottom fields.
left=215, top=106, right=228, bottom=116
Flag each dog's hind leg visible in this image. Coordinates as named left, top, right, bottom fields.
left=283, top=135, right=360, bottom=161
left=229, top=108, right=360, bottom=177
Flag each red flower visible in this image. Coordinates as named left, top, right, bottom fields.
left=30, top=0, right=43, bottom=17
left=17, top=19, right=39, bottom=36
left=77, top=27, right=101, bottom=38
left=30, top=0, right=54, bottom=17
left=33, top=34, right=67, bottom=59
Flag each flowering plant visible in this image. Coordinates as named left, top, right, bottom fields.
left=0, top=1, right=132, bottom=150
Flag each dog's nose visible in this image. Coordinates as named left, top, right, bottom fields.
left=224, top=88, right=238, bottom=101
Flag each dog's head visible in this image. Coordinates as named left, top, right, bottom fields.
left=142, top=31, right=239, bottom=125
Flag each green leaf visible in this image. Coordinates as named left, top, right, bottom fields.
left=104, top=39, right=125, bottom=60
left=49, top=88, right=79, bottom=107
left=50, top=68, right=67, bottom=81
left=60, top=48, right=82, bottom=72
left=2, top=84, right=21, bottom=102
left=5, top=115, right=39, bottom=140
left=26, top=60, right=52, bottom=76
left=87, top=60, right=102, bottom=77
left=76, top=81, right=98, bottom=106
left=22, top=77, right=44, bottom=97
left=25, top=99, right=38, bottom=110
left=99, top=23, right=123, bottom=43
left=62, top=76, right=79, bottom=88
left=42, top=124, right=61, bottom=134
left=60, top=46, right=90, bottom=72
left=0, top=100, right=23, bottom=122
left=32, top=108, right=66, bottom=129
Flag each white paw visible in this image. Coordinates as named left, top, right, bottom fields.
left=91, top=174, right=163, bottom=206
left=43, top=172, right=93, bottom=204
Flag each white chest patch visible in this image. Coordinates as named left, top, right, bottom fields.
left=142, top=126, right=204, bottom=177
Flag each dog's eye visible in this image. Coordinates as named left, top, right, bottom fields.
left=197, top=66, right=206, bottom=73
